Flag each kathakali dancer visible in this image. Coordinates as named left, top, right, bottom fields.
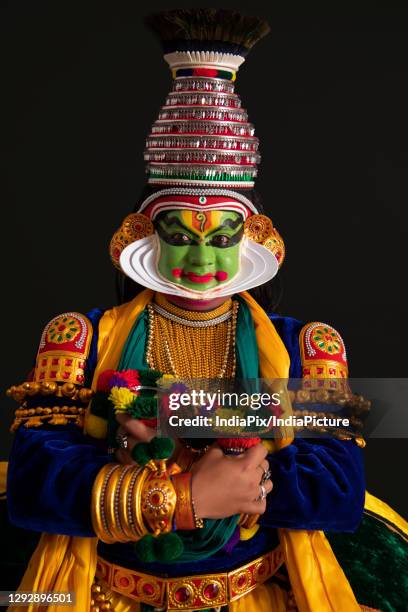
left=4, top=9, right=408, bottom=612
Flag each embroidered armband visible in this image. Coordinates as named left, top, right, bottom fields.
left=291, top=322, right=369, bottom=446
left=300, top=321, right=348, bottom=386
left=7, top=312, right=94, bottom=431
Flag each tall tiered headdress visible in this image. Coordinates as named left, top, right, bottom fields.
left=111, top=9, right=285, bottom=299
left=143, top=9, right=266, bottom=189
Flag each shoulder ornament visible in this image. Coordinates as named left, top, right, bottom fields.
left=296, top=322, right=368, bottom=447
left=7, top=312, right=94, bottom=431
left=299, top=321, right=348, bottom=384
left=35, top=312, right=93, bottom=384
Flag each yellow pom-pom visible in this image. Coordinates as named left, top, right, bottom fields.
left=84, top=412, right=108, bottom=439
left=157, top=374, right=176, bottom=389
left=109, top=386, right=135, bottom=412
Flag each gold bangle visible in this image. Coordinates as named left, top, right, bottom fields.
left=132, top=467, right=150, bottom=537
left=106, top=465, right=134, bottom=543
left=93, top=464, right=152, bottom=543
left=91, top=464, right=120, bottom=543
left=103, top=465, right=123, bottom=542
left=126, top=467, right=145, bottom=538
left=172, top=472, right=195, bottom=531
left=115, top=465, right=139, bottom=542
left=113, top=465, right=134, bottom=540
left=118, top=466, right=142, bottom=540
left=100, top=464, right=122, bottom=543
left=191, top=496, right=204, bottom=529
left=91, top=464, right=116, bottom=542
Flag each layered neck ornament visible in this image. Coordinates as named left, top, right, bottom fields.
left=109, top=9, right=285, bottom=300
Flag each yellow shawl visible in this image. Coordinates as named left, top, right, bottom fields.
left=10, top=289, right=363, bottom=611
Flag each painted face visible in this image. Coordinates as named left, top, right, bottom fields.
left=155, top=209, right=244, bottom=291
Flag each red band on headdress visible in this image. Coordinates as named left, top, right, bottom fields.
left=140, top=195, right=253, bottom=220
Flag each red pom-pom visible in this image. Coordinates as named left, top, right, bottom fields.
left=97, top=369, right=116, bottom=392
left=98, top=369, right=141, bottom=393
left=115, top=369, right=140, bottom=389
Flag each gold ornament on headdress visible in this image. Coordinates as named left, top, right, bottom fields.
left=244, top=214, right=285, bottom=267
left=110, top=213, right=154, bottom=270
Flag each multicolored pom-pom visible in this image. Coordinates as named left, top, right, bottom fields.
left=97, top=368, right=141, bottom=392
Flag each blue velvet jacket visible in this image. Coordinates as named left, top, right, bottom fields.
left=6, top=310, right=365, bottom=575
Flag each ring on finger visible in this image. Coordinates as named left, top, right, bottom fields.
left=257, top=484, right=267, bottom=502
left=257, top=464, right=271, bottom=482
left=116, top=432, right=129, bottom=449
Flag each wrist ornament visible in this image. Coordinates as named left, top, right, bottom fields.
left=91, top=460, right=185, bottom=562
left=172, top=472, right=204, bottom=530
left=91, top=463, right=149, bottom=543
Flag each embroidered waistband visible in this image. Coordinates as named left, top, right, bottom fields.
left=95, top=547, right=284, bottom=610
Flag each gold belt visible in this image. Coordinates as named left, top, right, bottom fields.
left=95, top=547, right=284, bottom=611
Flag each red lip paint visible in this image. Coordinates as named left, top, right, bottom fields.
left=185, top=272, right=214, bottom=283
left=171, top=269, right=229, bottom=283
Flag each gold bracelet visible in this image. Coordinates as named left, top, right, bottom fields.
left=141, top=467, right=177, bottom=536
left=93, top=464, right=152, bottom=543
left=100, top=465, right=122, bottom=544
left=118, top=466, right=143, bottom=540
left=93, top=463, right=180, bottom=542
left=104, top=465, right=125, bottom=542
left=91, top=464, right=121, bottom=543
left=191, top=496, right=204, bottom=529
left=108, top=465, right=134, bottom=543
left=172, top=472, right=195, bottom=530
left=113, top=465, right=134, bottom=541
left=132, top=467, right=150, bottom=537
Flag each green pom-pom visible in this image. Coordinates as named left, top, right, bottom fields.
left=131, top=443, right=151, bottom=466
left=149, top=437, right=175, bottom=459
left=139, top=369, right=163, bottom=385
left=154, top=532, right=184, bottom=561
left=128, top=396, right=158, bottom=419
left=134, top=534, right=156, bottom=562
left=130, top=437, right=175, bottom=465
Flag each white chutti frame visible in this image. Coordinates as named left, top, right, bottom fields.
left=120, top=234, right=278, bottom=300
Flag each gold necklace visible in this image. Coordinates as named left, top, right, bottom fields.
left=146, top=297, right=239, bottom=379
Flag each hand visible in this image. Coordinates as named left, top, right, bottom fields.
left=191, top=443, right=273, bottom=519
left=114, top=413, right=156, bottom=465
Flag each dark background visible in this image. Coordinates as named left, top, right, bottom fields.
left=5, top=2, right=408, bottom=515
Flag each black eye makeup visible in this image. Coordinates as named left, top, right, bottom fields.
left=156, top=217, right=244, bottom=248
left=156, top=225, right=195, bottom=246
left=207, top=227, right=244, bottom=248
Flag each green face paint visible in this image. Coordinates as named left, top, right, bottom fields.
left=155, top=209, right=244, bottom=291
